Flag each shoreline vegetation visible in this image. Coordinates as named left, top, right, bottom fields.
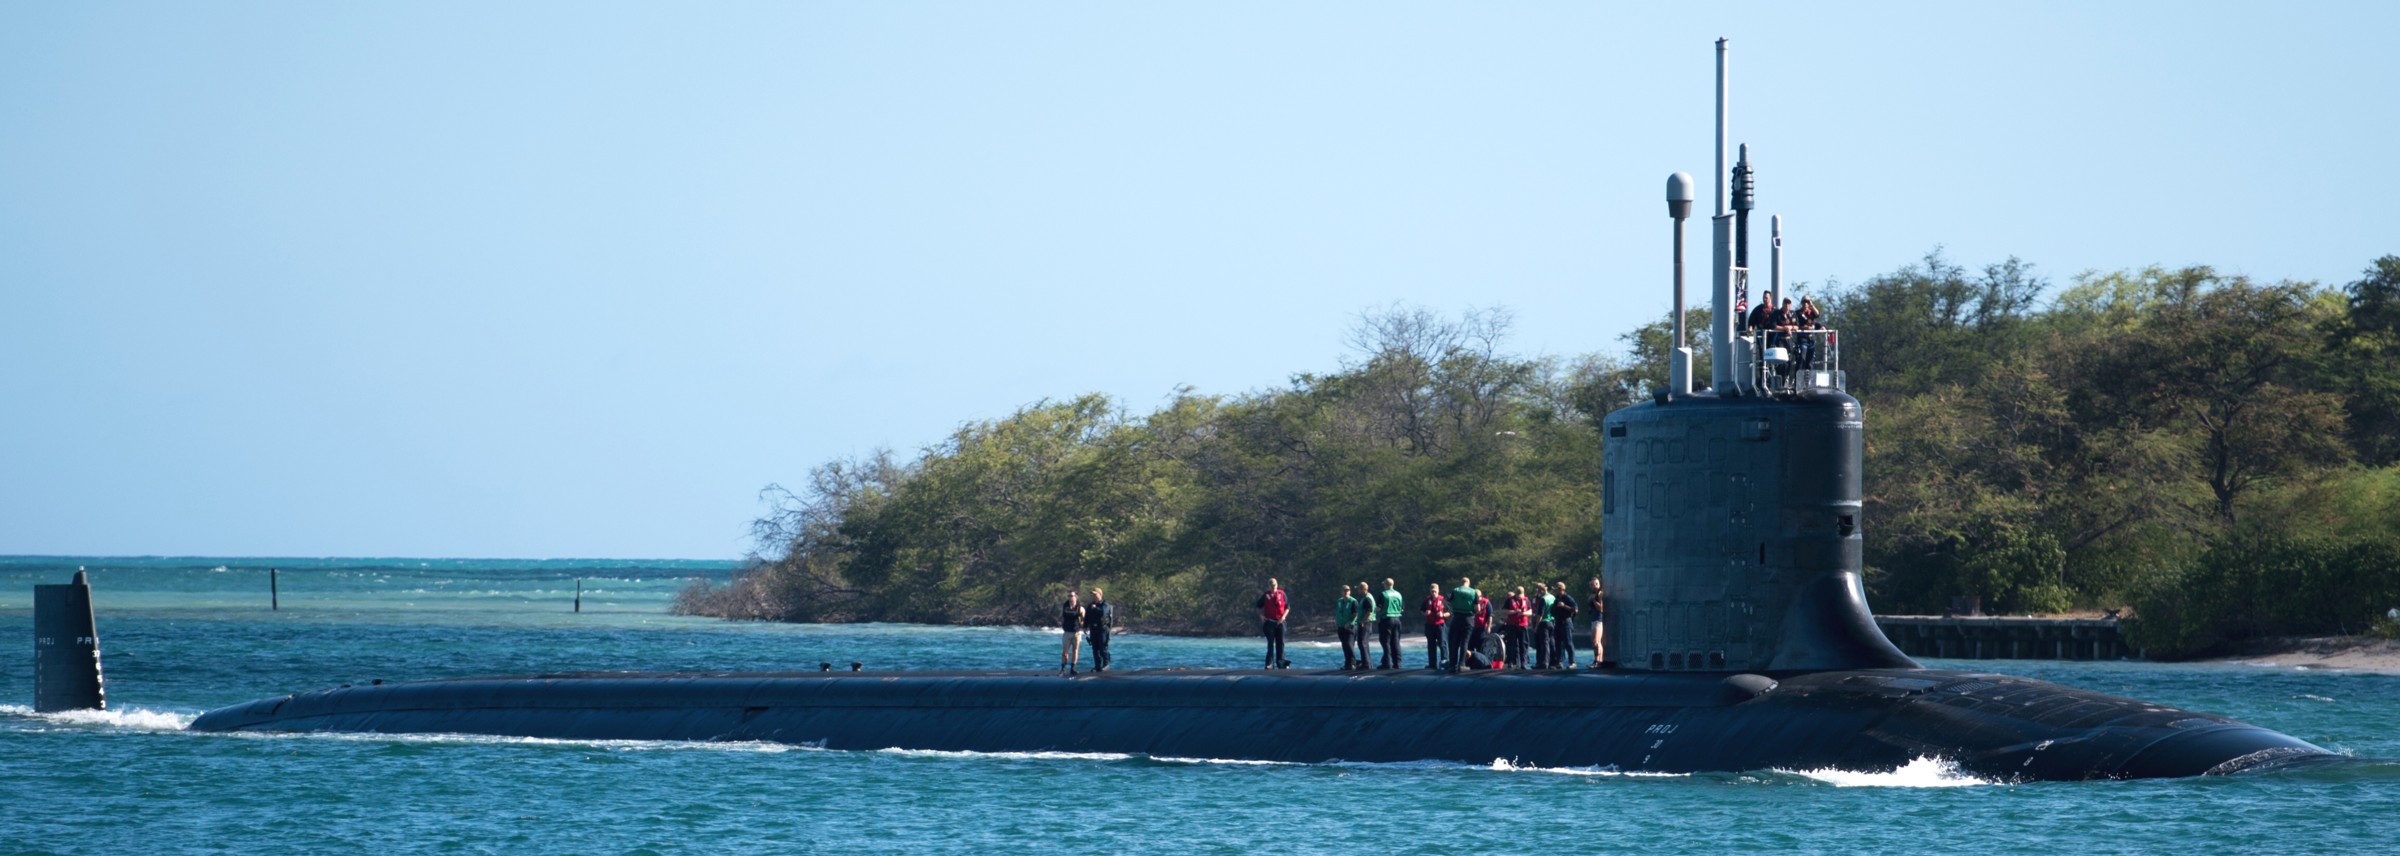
left=678, top=253, right=2400, bottom=661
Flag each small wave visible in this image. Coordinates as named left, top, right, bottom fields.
left=1150, top=756, right=1301, bottom=767
left=1776, top=756, right=1990, bottom=787
left=2297, top=694, right=2337, bottom=702
left=0, top=704, right=196, bottom=731
left=1485, top=758, right=1689, bottom=778
left=882, top=750, right=1677, bottom=774
left=1160, top=755, right=1686, bottom=776
left=876, top=747, right=1138, bottom=762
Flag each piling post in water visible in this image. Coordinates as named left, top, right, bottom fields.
left=574, top=578, right=582, bottom=613
left=271, top=567, right=279, bottom=611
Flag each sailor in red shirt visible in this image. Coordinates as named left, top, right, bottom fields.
left=1469, top=591, right=1494, bottom=667
left=1420, top=584, right=1449, bottom=670
left=1502, top=588, right=1531, bottom=669
left=1257, top=578, right=1290, bottom=669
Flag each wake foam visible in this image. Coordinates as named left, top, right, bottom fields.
left=0, top=709, right=1991, bottom=787
left=1776, top=756, right=1991, bottom=787
left=1150, top=756, right=1300, bottom=767
left=0, top=704, right=196, bottom=731
left=875, top=750, right=1685, bottom=775
left=1484, top=758, right=1690, bottom=777
left=876, top=747, right=1137, bottom=763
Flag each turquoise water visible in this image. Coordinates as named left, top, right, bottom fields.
left=5, top=556, right=2398, bottom=854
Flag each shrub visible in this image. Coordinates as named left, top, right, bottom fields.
left=2125, top=534, right=2400, bottom=658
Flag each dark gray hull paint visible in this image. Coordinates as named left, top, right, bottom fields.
left=187, top=666, right=2330, bottom=781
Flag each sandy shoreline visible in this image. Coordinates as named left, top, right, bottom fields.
left=2203, top=636, right=2400, bottom=675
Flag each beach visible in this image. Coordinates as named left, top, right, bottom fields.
left=2211, top=636, right=2400, bottom=675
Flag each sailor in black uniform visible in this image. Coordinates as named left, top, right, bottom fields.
left=1058, top=589, right=1083, bottom=675
left=1549, top=581, right=1577, bottom=670
left=1084, top=587, right=1114, bottom=672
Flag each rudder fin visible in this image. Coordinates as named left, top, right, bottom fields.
left=33, top=571, right=106, bottom=712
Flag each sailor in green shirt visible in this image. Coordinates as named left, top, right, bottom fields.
left=1445, top=578, right=1480, bottom=673
left=1335, top=585, right=1363, bottom=670
left=1376, top=579, right=1406, bottom=669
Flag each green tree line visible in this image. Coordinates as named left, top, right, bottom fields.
left=678, top=254, right=2400, bottom=657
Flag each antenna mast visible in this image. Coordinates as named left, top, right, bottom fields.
left=1709, top=39, right=1735, bottom=393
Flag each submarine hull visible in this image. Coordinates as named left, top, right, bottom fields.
left=187, top=667, right=2330, bottom=781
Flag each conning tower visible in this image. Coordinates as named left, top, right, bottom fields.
left=1602, top=40, right=1913, bottom=674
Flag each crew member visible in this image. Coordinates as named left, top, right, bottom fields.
left=1422, top=584, right=1449, bottom=670
left=1464, top=628, right=1494, bottom=669
left=1586, top=577, right=1607, bottom=668
left=1795, top=296, right=1824, bottom=370
left=1445, top=578, right=1480, bottom=673
left=1768, top=297, right=1797, bottom=357
left=1746, top=290, right=1776, bottom=345
left=1258, top=578, right=1290, bottom=669
left=1059, top=589, right=1083, bottom=675
left=1335, top=585, right=1362, bottom=670
left=1532, top=583, right=1557, bottom=668
left=1353, top=580, right=1377, bottom=669
left=1377, top=578, right=1405, bottom=669
left=1468, top=587, right=1494, bottom=669
left=1507, top=587, right=1526, bottom=666
left=1549, top=581, right=1577, bottom=670
left=1084, top=586, right=1114, bottom=672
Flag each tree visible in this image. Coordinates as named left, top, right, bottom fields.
left=1820, top=250, right=2045, bottom=400
left=2331, top=256, right=2400, bottom=465
left=1564, top=307, right=1713, bottom=426
left=2093, top=271, right=2350, bottom=526
left=685, top=256, right=2387, bottom=650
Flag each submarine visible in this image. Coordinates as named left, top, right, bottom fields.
left=155, top=41, right=2340, bottom=781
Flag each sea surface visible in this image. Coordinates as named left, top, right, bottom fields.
left=4, top=556, right=2397, bottom=855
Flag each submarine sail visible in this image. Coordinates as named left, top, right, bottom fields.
left=178, top=40, right=2338, bottom=781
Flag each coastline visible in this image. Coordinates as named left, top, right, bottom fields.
left=2202, top=636, right=2400, bottom=675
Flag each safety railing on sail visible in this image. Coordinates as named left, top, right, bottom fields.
left=1737, top=328, right=1843, bottom=397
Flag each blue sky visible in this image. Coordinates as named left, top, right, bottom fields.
left=4, top=3, right=2393, bottom=559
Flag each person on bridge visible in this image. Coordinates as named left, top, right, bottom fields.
left=1795, top=296, right=1825, bottom=371
left=1746, top=290, right=1776, bottom=343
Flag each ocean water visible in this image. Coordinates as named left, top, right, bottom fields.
left=4, top=556, right=2398, bottom=855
